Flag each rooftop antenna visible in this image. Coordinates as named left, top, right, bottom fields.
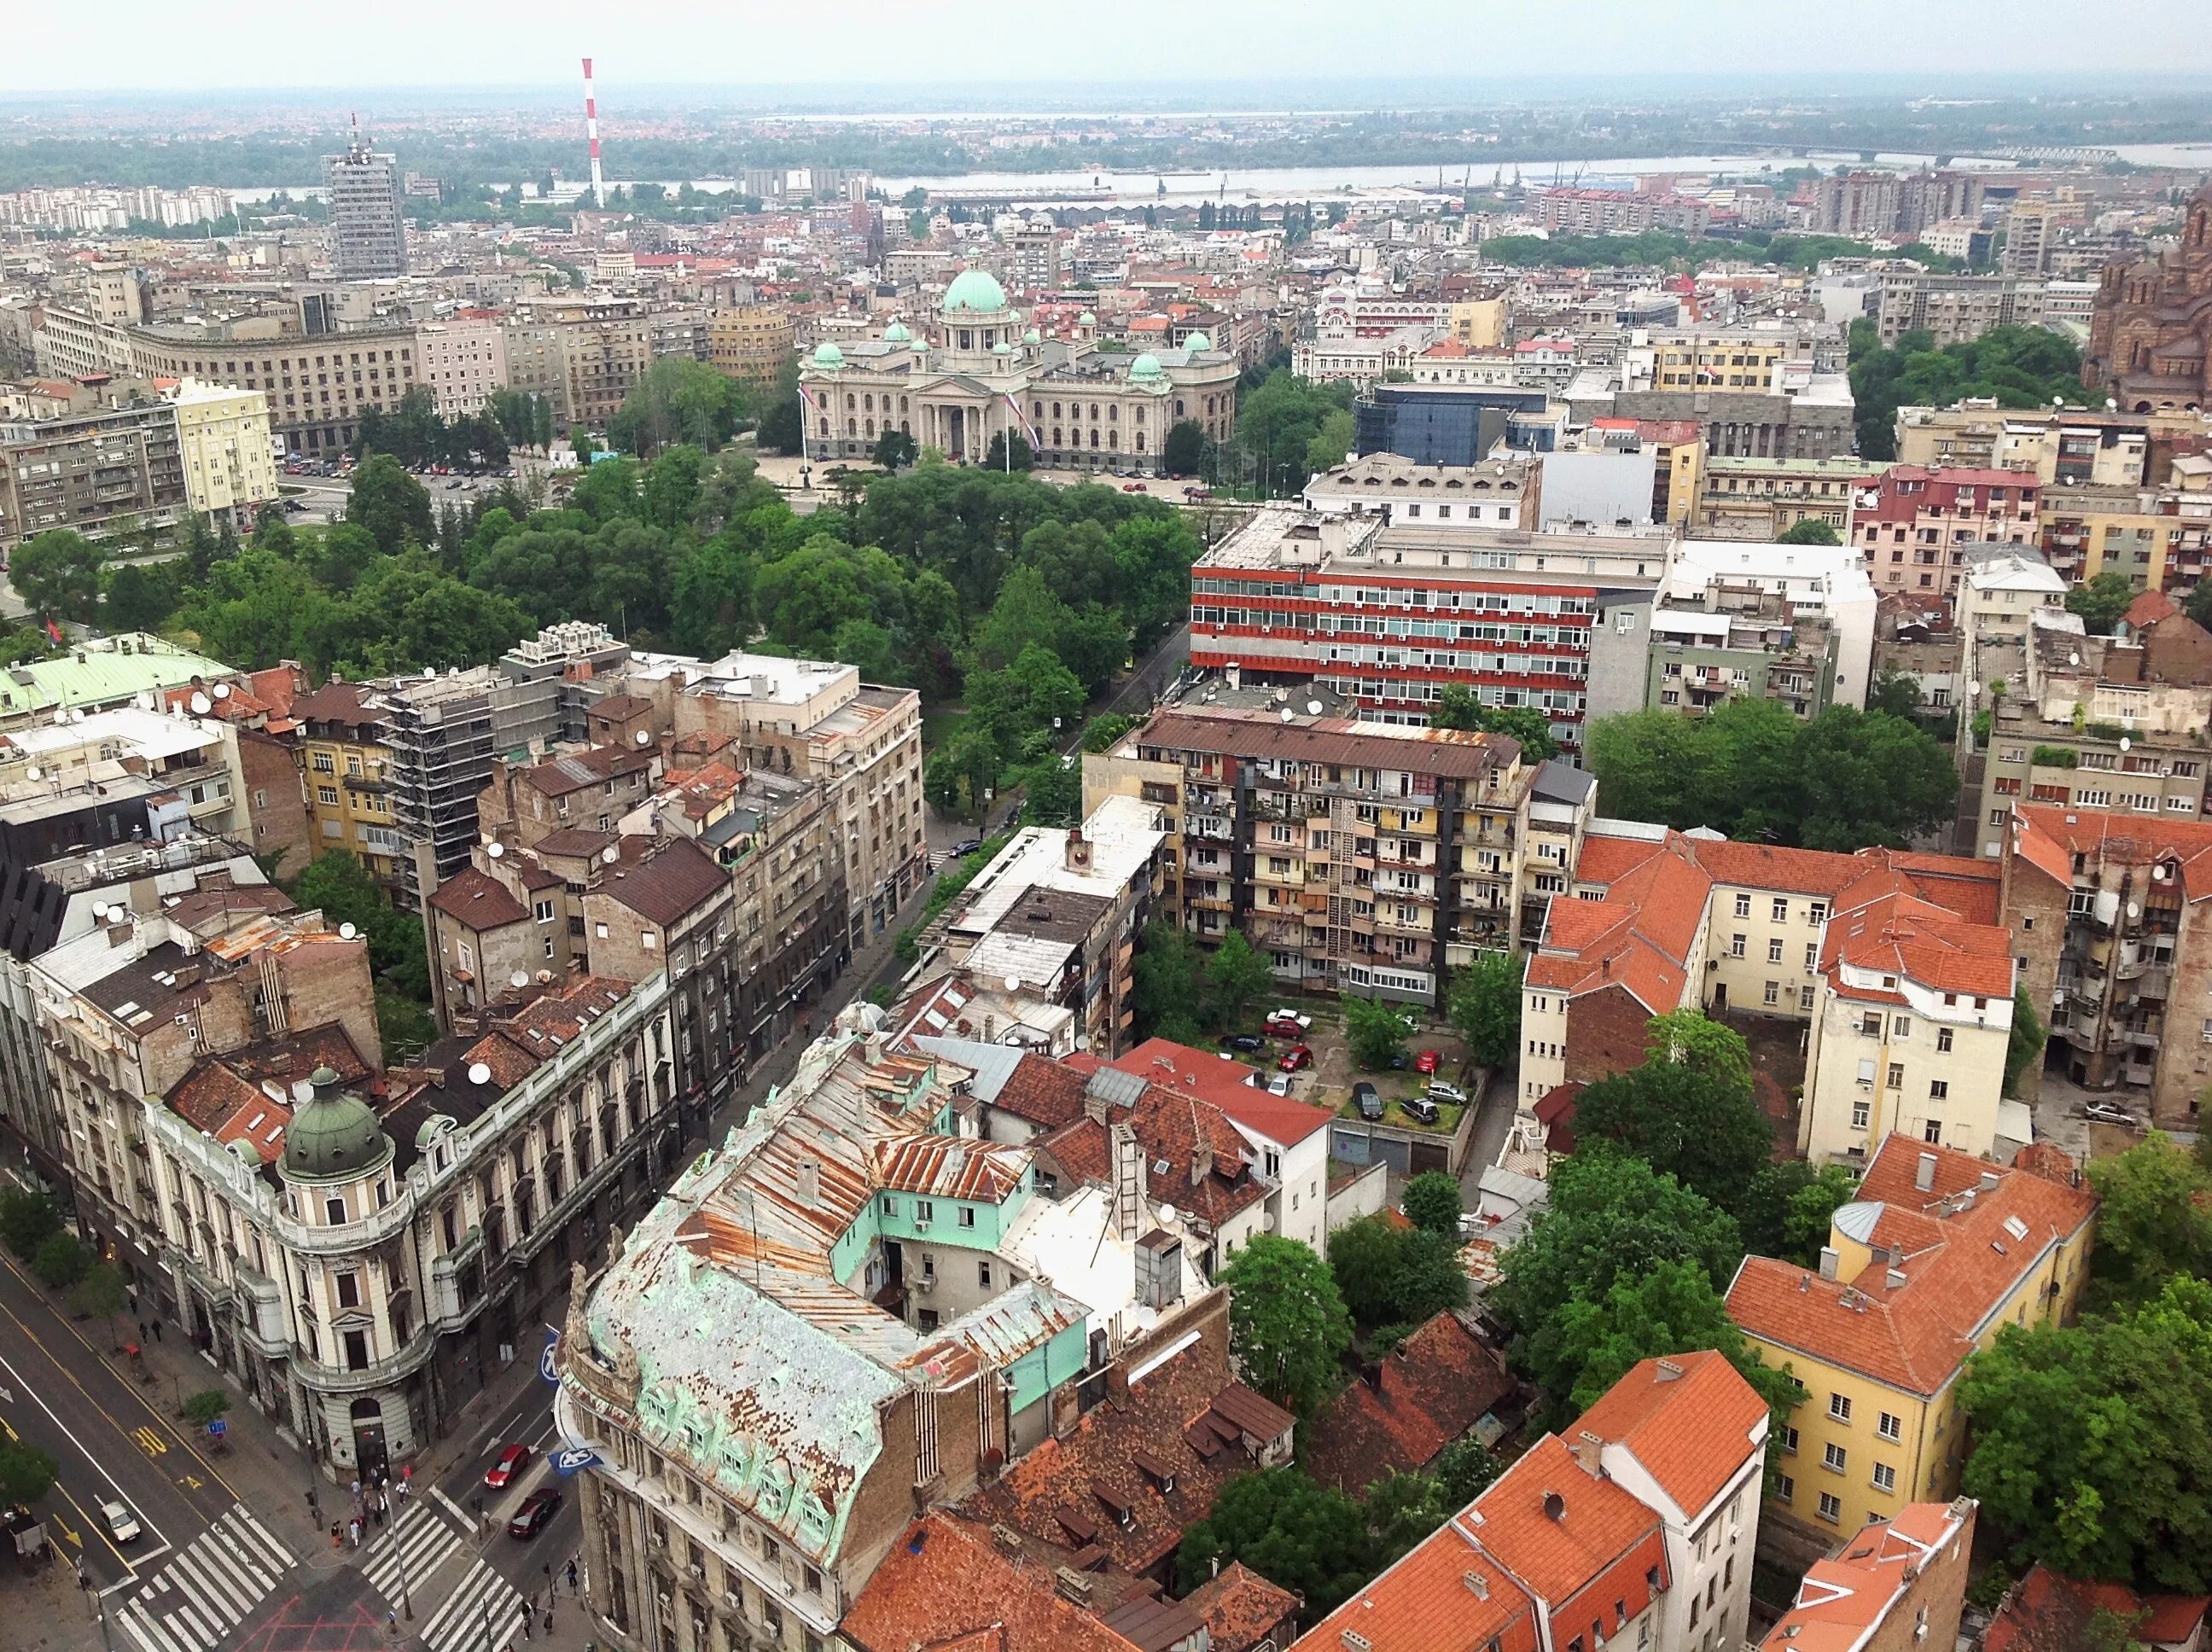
left=580, top=57, right=605, bottom=210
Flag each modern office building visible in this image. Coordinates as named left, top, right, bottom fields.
left=1352, top=383, right=1557, bottom=465
left=323, top=128, right=409, bottom=282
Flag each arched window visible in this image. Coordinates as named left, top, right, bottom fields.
left=1108, top=405, right=1118, bottom=422
left=899, top=396, right=909, bottom=413
left=865, top=418, right=876, bottom=437
left=1053, top=402, right=1062, bottom=418
left=1032, top=402, right=1043, bottom=418
left=862, top=393, right=873, bottom=412
left=900, top=420, right=911, bottom=434
left=819, top=417, right=830, bottom=435
left=847, top=419, right=857, bottom=435
left=844, top=393, right=856, bottom=410
left=1135, top=407, right=1146, bottom=424
left=1175, top=398, right=1186, bottom=416
left=1052, top=428, right=1063, bottom=447
left=1136, top=433, right=1146, bottom=453
left=1091, top=429, right=1101, bottom=448
left=1089, top=404, right=1100, bottom=421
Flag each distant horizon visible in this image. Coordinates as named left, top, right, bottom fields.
left=7, top=0, right=2212, bottom=97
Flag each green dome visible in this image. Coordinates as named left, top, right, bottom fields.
left=883, top=320, right=912, bottom=344
left=1077, top=310, right=1097, bottom=326
left=810, top=340, right=845, bottom=369
left=992, top=340, right=1012, bottom=356
left=942, top=268, right=1009, bottom=314
left=281, top=1066, right=392, bottom=1184
left=1129, top=352, right=1164, bottom=382
left=1023, top=327, right=1041, bottom=344
left=1185, top=331, right=1214, bottom=352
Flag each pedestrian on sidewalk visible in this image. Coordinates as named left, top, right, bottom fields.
left=150, top=1318, right=161, bottom=1341
left=137, top=1320, right=148, bottom=1343
left=329, top=1522, right=341, bottom=1550
left=348, top=1516, right=361, bottom=1548
left=566, top=1557, right=578, bottom=1593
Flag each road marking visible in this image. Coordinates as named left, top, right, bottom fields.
left=420, top=1556, right=524, bottom=1652
left=174, top=1474, right=203, bottom=1491
left=364, top=1503, right=465, bottom=1610
left=124, top=1504, right=293, bottom=1649
left=0, top=1348, right=170, bottom=1567
left=432, top=1486, right=472, bottom=1526
left=133, top=1426, right=169, bottom=1457
left=119, top=1600, right=189, bottom=1652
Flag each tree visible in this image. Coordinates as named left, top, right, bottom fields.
left=1234, top=371, right=1354, bottom=497
left=2187, top=579, right=2212, bottom=634
left=1163, top=419, right=1209, bottom=476
left=1217, top=1236, right=1353, bottom=1415
left=609, top=357, right=747, bottom=457
left=1328, top=1216, right=1469, bottom=1328
left=982, top=431, right=1035, bottom=471
left=1776, top=518, right=1842, bottom=545
left=1362, top=1470, right=1452, bottom=1565
left=1402, top=1172, right=1463, bottom=1238
left=105, top=558, right=184, bottom=633
left=1571, top=1012, right=1771, bottom=1211
left=2005, top=984, right=2049, bottom=1098
left=1204, top=930, right=1275, bottom=1032
left=1848, top=325, right=2083, bottom=460
left=70, top=1261, right=126, bottom=1341
left=32, top=1231, right=90, bottom=1291
left=1344, top=995, right=1414, bottom=1070
left=1492, top=1148, right=1744, bottom=1354
left=1544, top=1259, right=1802, bottom=1419
left=1432, top=1437, right=1504, bottom=1506
left=2068, top=571, right=2136, bottom=636
left=2082, top=1132, right=2212, bottom=1312
left=1132, top=919, right=1207, bottom=1042
left=1305, top=409, right=1355, bottom=475
left=871, top=428, right=919, bottom=471
left=1177, top=1469, right=1374, bottom=1615
left=0, top=1186, right=62, bottom=1259
left=11, top=528, right=106, bottom=623
left=346, top=453, right=435, bottom=555
left=181, top=1389, right=230, bottom=1428
left=1738, top=1161, right=1860, bottom=1266
left=1870, top=670, right=1924, bottom=720
left=1429, top=684, right=1560, bottom=760
left=0, top=1440, right=58, bottom=1507
left=1959, top=1275, right=2212, bottom=1592
left=1011, top=751, right=1080, bottom=828
left=1447, top=951, right=1522, bottom=1071
left=1080, top=713, right=1138, bottom=753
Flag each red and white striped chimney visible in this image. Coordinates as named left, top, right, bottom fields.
left=580, top=57, right=604, bottom=208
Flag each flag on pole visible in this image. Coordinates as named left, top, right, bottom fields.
left=42, top=617, right=62, bottom=645
left=1002, top=392, right=1042, bottom=451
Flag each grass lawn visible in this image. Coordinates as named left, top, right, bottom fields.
left=922, top=706, right=969, bottom=750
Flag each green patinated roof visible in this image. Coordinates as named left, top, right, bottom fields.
left=0, top=634, right=233, bottom=720
left=943, top=268, right=1009, bottom=314
left=1129, top=352, right=1164, bottom=381
left=809, top=340, right=845, bottom=369
left=281, top=1065, right=393, bottom=1184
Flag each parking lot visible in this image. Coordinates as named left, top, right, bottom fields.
left=1210, top=1001, right=1475, bottom=1138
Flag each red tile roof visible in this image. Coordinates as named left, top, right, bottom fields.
left=1292, top=1512, right=1540, bottom=1652
left=1819, top=891, right=2017, bottom=998
left=873, top=1137, right=1028, bottom=1202
left=1179, top=1565, right=1298, bottom=1652
left=842, top=1515, right=1143, bottom=1652
left=1984, top=1563, right=2209, bottom=1652
left=1038, top=1081, right=1266, bottom=1233
left=1573, top=1352, right=1768, bottom=1518
left=426, top=866, right=530, bottom=929
left=1471, top=1434, right=1667, bottom=1608
left=1759, top=1501, right=1974, bottom=1652
left=1728, top=1135, right=2097, bottom=1396
left=988, top=1055, right=1093, bottom=1131
left=2012, top=803, right=2212, bottom=901
left=1301, top=1313, right=1516, bottom=1496
left=1110, top=1039, right=1334, bottom=1146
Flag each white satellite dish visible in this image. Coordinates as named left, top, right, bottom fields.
left=1306, top=700, right=1323, bottom=715
left=212, top=683, right=231, bottom=701
left=602, top=845, right=620, bottom=864
left=467, top=1062, right=493, bottom=1086
left=338, top=921, right=358, bottom=939
left=2128, top=901, right=2142, bottom=919
left=510, top=969, right=530, bottom=988
left=2068, top=652, right=2081, bottom=666
left=486, top=841, right=504, bottom=858
left=1279, top=707, right=1295, bottom=722
left=633, top=729, right=649, bottom=746
left=189, top=692, right=211, bottom=715
left=1160, top=1203, right=1177, bottom=1225
left=91, top=902, right=110, bottom=922
left=24, top=766, right=38, bottom=781
left=1004, top=974, right=1022, bottom=992
left=2120, top=736, right=2132, bottom=753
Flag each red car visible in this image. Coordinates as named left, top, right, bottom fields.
left=485, top=1443, right=532, bottom=1490
left=1414, top=1050, right=1441, bottom=1075
left=1121, top=481, right=1148, bottom=492
left=1278, top=1044, right=1313, bottom=1073
left=508, top=1487, right=562, bottom=1539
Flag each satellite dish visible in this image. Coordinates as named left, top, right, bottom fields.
left=91, top=902, right=109, bottom=922
left=467, top=1062, right=493, bottom=1086
left=486, top=841, right=504, bottom=858
left=1160, top=1204, right=1177, bottom=1225
left=2068, top=652, right=2081, bottom=666
left=634, top=729, right=649, bottom=746
left=212, top=683, right=231, bottom=700
left=602, top=845, right=620, bottom=864
left=1306, top=700, right=1324, bottom=715
left=2120, top=736, right=2132, bottom=752
left=338, top=921, right=358, bottom=939
left=189, top=692, right=211, bottom=714
left=510, top=969, right=530, bottom=988
left=24, top=766, right=38, bottom=781
left=2128, top=901, right=2142, bottom=919
left=1219, top=1050, right=1235, bottom=1061
left=1280, top=707, right=1295, bottom=722
left=1004, top=974, right=1022, bottom=992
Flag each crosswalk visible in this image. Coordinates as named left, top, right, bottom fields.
left=363, top=1501, right=467, bottom=1613
left=115, top=1503, right=294, bottom=1652
left=421, top=1556, right=527, bottom=1652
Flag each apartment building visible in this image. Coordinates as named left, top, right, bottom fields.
left=1647, top=538, right=1879, bottom=718
left=1874, top=274, right=2046, bottom=348
left=1536, top=186, right=1712, bottom=236
left=0, top=632, right=237, bottom=730
left=620, top=650, right=926, bottom=949
left=1292, top=1352, right=1770, bottom=1652
left=1646, top=328, right=1815, bottom=394
left=414, top=314, right=509, bottom=419
left=1893, top=403, right=2156, bottom=487
left=169, top=379, right=279, bottom=531
left=1085, top=701, right=1537, bottom=1006
left=707, top=305, right=795, bottom=387
left=475, top=743, right=660, bottom=852
left=323, top=131, right=408, bottom=281
left=1757, top=1500, right=1976, bottom=1652
left=1187, top=504, right=1671, bottom=752
left=504, top=295, right=649, bottom=428
left=2038, top=481, right=2212, bottom=590
left=1692, top=455, right=1882, bottom=541
left=123, top=319, right=420, bottom=456
left=1301, top=451, right=1541, bottom=528
left=0, top=395, right=186, bottom=549
left=1727, top=1136, right=2094, bottom=1548
left=555, top=1011, right=1228, bottom=1652
left=1852, top=466, right=2042, bottom=595
left=291, top=681, right=407, bottom=894
left=138, top=969, right=678, bottom=1474
left=0, top=704, right=255, bottom=854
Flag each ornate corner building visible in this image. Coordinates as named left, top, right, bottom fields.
left=2083, top=185, right=2212, bottom=414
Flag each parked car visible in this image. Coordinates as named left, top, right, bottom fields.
left=1278, top=1044, right=1313, bottom=1073
left=1426, top=1080, right=1469, bottom=1105
left=1121, top=481, right=1147, bottom=492
left=508, top=1488, right=562, bottom=1539
left=1352, top=1081, right=1383, bottom=1121
left=101, top=1500, right=140, bottom=1544
left=485, top=1443, right=531, bottom=1489
left=445, top=478, right=465, bottom=490
left=1264, top=1010, right=1312, bottom=1038
left=1263, top=1072, right=1295, bottom=1096
left=946, top=837, right=982, bottom=858
left=2082, top=1101, right=2138, bottom=1126
left=1414, top=1049, right=1441, bottom=1075
left=1400, top=1094, right=1440, bottom=1126
left=1219, top=1033, right=1264, bottom=1053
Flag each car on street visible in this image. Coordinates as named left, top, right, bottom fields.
left=2082, top=1101, right=2139, bottom=1126
left=1400, top=1094, right=1439, bottom=1126
left=1219, top=1033, right=1264, bottom=1053
left=445, top=478, right=465, bottom=489
left=1121, top=481, right=1147, bottom=492
left=485, top=1443, right=531, bottom=1489
left=947, top=837, right=982, bottom=858
left=1414, top=1050, right=1441, bottom=1074
left=1263, top=1009, right=1312, bottom=1038
left=1352, top=1081, right=1383, bottom=1121
left=1278, top=1044, right=1313, bottom=1073
left=1426, top=1080, right=1469, bottom=1105
left=508, top=1488, right=562, bottom=1539
left=101, top=1500, right=140, bottom=1544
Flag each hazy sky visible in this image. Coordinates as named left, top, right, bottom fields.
left=8, top=0, right=2212, bottom=94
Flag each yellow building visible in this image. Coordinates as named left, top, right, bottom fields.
left=707, top=305, right=795, bottom=387
left=1693, top=456, right=1885, bottom=541
left=1727, top=1135, right=2096, bottom=1544
left=1447, top=298, right=1507, bottom=349
left=2038, top=483, right=2212, bottom=590
left=290, top=679, right=407, bottom=893
left=168, top=378, right=277, bottom=532
left=1650, top=329, right=1802, bottom=392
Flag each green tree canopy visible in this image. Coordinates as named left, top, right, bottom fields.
left=32, top=1231, right=90, bottom=1290
left=1447, top=951, right=1522, bottom=1071
left=1218, top=1235, right=1353, bottom=1415
left=608, top=357, right=748, bottom=457
left=12, top=529, right=106, bottom=623
left=2082, top=1132, right=2212, bottom=1312
left=1776, top=517, right=1841, bottom=545
left=1429, top=684, right=1560, bottom=760
left=1737, top=1161, right=1860, bottom=1266
left=346, top=453, right=435, bottom=555
left=1849, top=324, right=2084, bottom=460
left=0, top=1440, right=58, bottom=1507
left=0, top=1187, right=62, bottom=1260
left=1329, top=1215, right=1470, bottom=1329
left=1344, top=996, right=1414, bottom=1069
left=2067, top=571, right=2136, bottom=636
left=1570, top=1012, right=1771, bottom=1212
left=1545, top=1259, right=1802, bottom=1422
left=1402, top=1172, right=1463, bottom=1237
left=1177, top=1469, right=1375, bottom=1615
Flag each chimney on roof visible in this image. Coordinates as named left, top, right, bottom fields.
left=795, top=1157, right=821, bottom=1207
left=1916, top=1150, right=1939, bottom=1192
left=1463, top=1571, right=1489, bottom=1602
left=1886, top=1267, right=1909, bottom=1291
left=1978, top=1170, right=2000, bottom=1193
left=1570, top=1430, right=1605, bottom=1478
left=1655, top=1357, right=1683, bottom=1382
left=1818, top=1246, right=1840, bottom=1281
left=1064, top=827, right=1092, bottom=874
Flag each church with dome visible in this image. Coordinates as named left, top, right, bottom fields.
left=799, top=265, right=1241, bottom=473
left=2084, top=183, right=2212, bottom=412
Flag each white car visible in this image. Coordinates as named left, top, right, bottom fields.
left=2081, top=1101, right=2138, bottom=1126
left=1426, top=1081, right=1470, bottom=1105
left=101, top=1500, right=140, bottom=1544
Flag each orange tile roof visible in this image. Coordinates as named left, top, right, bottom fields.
left=1759, top=1501, right=1973, bottom=1652
left=1301, top=1313, right=1517, bottom=1496
left=1528, top=835, right=1708, bottom=1014
left=1110, top=1038, right=1333, bottom=1146
left=1818, top=891, right=2017, bottom=998
left=1727, top=1135, right=2096, bottom=1397
left=1179, top=1563, right=1298, bottom=1652
left=1573, top=1352, right=1767, bottom=1518
left=2012, top=803, right=2212, bottom=901
left=1293, top=1512, right=1540, bottom=1652
left=1985, top=1563, right=2209, bottom=1652
left=842, top=1515, right=1143, bottom=1652
left=1569, top=829, right=1669, bottom=888
left=1467, top=1434, right=1666, bottom=1612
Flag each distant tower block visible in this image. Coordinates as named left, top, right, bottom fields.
left=581, top=56, right=605, bottom=208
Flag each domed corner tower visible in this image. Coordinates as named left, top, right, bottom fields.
left=938, top=265, right=1017, bottom=368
